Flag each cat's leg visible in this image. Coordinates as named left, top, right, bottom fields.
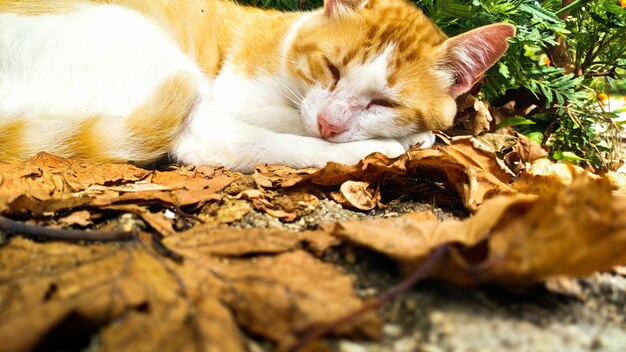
left=173, top=99, right=413, bottom=173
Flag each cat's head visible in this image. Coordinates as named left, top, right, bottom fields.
left=285, top=0, right=515, bottom=142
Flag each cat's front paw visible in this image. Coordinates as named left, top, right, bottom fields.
left=345, top=138, right=407, bottom=161
left=399, top=131, right=436, bottom=150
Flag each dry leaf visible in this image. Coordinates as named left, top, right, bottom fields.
left=0, top=153, right=150, bottom=214
left=544, top=277, right=587, bottom=300
left=455, top=94, right=494, bottom=135
left=333, top=169, right=626, bottom=285
left=338, top=181, right=378, bottom=210
left=0, top=228, right=379, bottom=351
left=55, top=210, right=93, bottom=228
left=0, top=155, right=237, bottom=227
left=512, top=158, right=599, bottom=196
left=106, top=204, right=177, bottom=237
left=513, top=132, right=548, bottom=164
left=300, top=224, right=341, bottom=256
left=612, top=266, right=626, bottom=276
left=201, top=198, right=253, bottom=225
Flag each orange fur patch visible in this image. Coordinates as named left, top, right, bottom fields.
left=0, top=121, right=26, bottom=160
left=223, top=5, right=301, bottom=76
left=126, top=73, right=198, bottom=160
left=0, top=0, right=84, bottom=15
left=62, top=117, right=104, bottom=160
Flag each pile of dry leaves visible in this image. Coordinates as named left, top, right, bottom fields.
left=1, top=132, right=625, bottom=351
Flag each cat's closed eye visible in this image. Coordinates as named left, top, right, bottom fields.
left=367, top=99, right=396, bottom=109
left=326, top=60, right=341, bottom=89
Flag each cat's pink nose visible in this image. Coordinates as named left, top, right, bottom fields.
left=318, top=113, right=347, bottom=139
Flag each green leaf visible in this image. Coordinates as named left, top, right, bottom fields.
left=497, top=116, right=536, bottom=129
left=552, top=151, right=588, bottom=162
left=526, top=131, right=544, bottom=145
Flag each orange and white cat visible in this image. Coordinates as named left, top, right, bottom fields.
left=0, top=0, right=514, bottom=172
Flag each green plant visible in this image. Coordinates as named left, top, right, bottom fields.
left=416, top=0, right=626, bottom=171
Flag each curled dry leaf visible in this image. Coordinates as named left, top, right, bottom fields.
left=55, top=210, right=93, bottom=228
left=0, top=227, right=379, bottom=351
left=512, top=132, right=548, bottom=164
left=455, top=94, right=494, bottom=135
left=336, top=181, right=379, bottom=211
left=444, top=136, right=516, bottom=182
left=333, top=169, right=626, bottom=285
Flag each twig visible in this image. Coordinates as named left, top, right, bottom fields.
left=583, top=71, right=615, bottom=78
left=173, top=204, right=205, bottom=224
left=287, top=245, right=448, bottom=352
left=0, top=215, right=135, bottom=242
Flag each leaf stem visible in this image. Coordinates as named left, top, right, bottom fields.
left=287, top=245, right=448, bottom=351
left=0, top=215, right=135, bottom=242
left=554, top=0, right=586, bottom=16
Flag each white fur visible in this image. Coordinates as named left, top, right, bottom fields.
left=211, top=66, right=307, bottom=135
left=0, top=4, right=203, bottom=160
left=0, top=3, right=434, bottom=172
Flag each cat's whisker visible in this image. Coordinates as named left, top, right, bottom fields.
left=275, top=78, right=305, bottom=108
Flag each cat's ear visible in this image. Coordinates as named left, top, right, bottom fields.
left=438, top=23, right=516, bottom=97
left=323, top=0, right=365, bottom=17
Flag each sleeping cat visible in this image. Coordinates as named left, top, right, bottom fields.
left=0, top=0, right=515, bottom=173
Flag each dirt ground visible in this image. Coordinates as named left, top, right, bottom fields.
left=237, top=196, right=626, bottom=352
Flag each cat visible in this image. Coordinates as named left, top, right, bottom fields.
left=0, top=0, right=515, bottom=173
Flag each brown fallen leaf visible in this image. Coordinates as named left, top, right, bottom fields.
left=0, top=153, right=150, bottom=214
left=55, top=210, right=93, bottom=228
left=612, top=266, right=626, bottom=276
left=467, top=99, right=493, bottom=135
left=0, top=154, right=237, bottom=215
left=442, top=162, right=516, bottom=211
left=271, top=188, right=320, bottom=218
left=300, top=224, right=341, bottom=256
left=512, top=158, right=599, bottom=196
left=232, top=188, right=318, bottom=222
left=200, top=198, right=253, bottom=225
left=0, top=227, right=379, bottom=351
left=333, top=169, right=626, bottom=285
left=106, top=204, right=177, bottom=237
left=334, top=181, right=379, bottom=211
left=512, top=132, right=548, bottom=164
left=454, top=94, right=494, bottom=135
left=439, top=135, right=516, bottom=183
left=166, top=224, right=303, bottom=257
left=544, top=276, right=587, bottom=300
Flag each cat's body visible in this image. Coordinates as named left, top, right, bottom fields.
left=0, top=0, right=514, bottom=172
